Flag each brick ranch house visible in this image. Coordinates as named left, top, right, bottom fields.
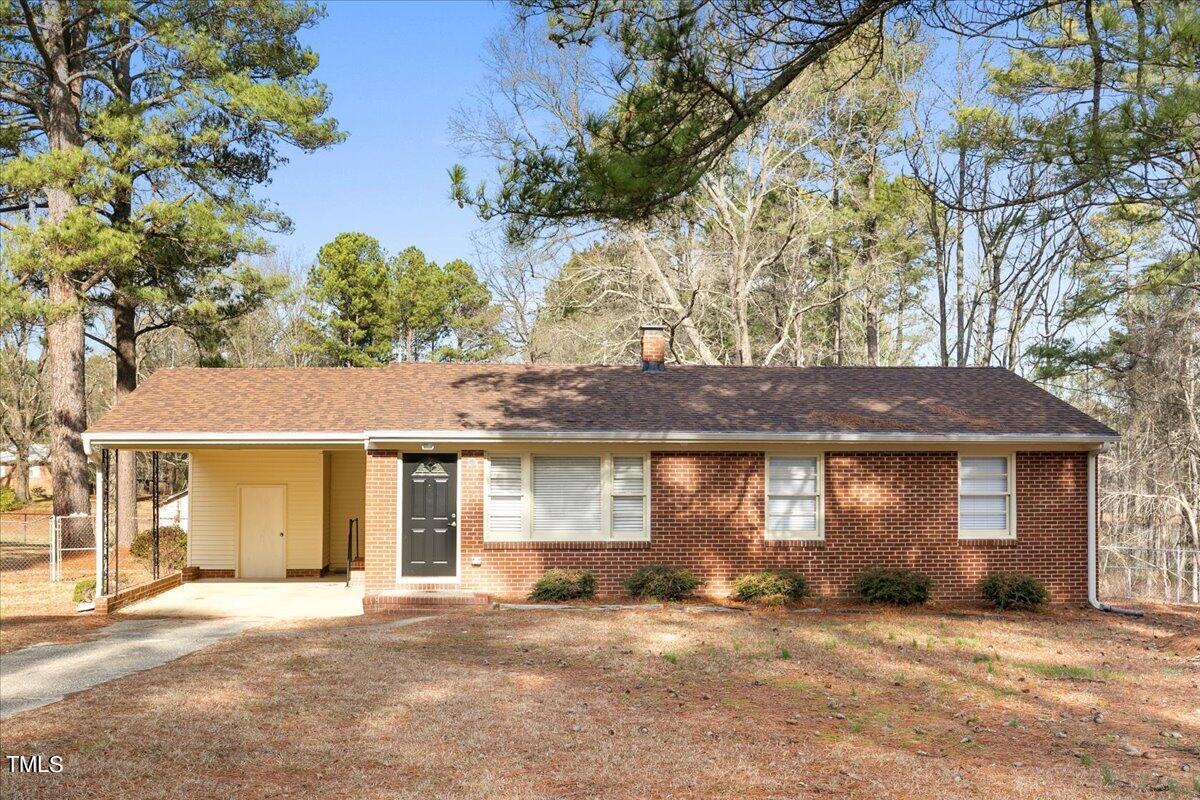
left=83, top=328, right=1117, bottom=608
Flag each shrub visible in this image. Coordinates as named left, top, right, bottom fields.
left=131, top=525, right=188, bottom=572
left=73, top=577, right=96, bottom=603
left=979, top=571, right=1048, bottom=610
left=855, top=567, right=932, bottom=606
left=624, top=564, right=701, bottom=601
left=529, top=569, right=597, bottom=602
left=0, top=486, right=21, bottom=512
left=732, top=569, right=811, bottom=604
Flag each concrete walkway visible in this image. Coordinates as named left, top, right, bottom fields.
left=1, top=579, right=367, bottom=719
left=0, top=617, right=258, bottom=719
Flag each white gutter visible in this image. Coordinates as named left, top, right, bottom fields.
left=1088, top=447, right=1143, bottom=617
left=82, top=431, right=365, bottom=454
left=362, top=429, right=1118, bottom=448
left=83, top=428, right=1118, bottom=451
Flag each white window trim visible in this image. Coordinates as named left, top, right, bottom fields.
left=483, top=452, right=650, bottom=542
left=957, top=453, right=1016, bottom=540
left=764, top=454, right=825, bottom=541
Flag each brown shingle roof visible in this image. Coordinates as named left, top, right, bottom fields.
left=86, top=364, right=1116, bottom=440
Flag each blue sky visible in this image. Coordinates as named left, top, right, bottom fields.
left=262, top=1, right=508, bottom=268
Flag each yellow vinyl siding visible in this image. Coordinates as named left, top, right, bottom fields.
left=322, top=452, right=332, bottom=567
left=188, top=449, right=325, bottom=573
left=326, top=450, right=366, bottom=570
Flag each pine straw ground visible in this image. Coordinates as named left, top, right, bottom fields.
left=0, top=553, right=113, bottom=655
left=1, top=603, right=1197, bottom=800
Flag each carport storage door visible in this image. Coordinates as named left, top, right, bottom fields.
left=239, top=486, right=286, bottom=578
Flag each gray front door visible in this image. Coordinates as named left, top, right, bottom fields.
left=401, top=454, right=457, bottom=577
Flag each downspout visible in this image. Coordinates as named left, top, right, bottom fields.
left=1088, top=447, right=1143, bottom=617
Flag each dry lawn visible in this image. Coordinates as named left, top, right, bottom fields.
left=1, top=603, right=1197, bottom=799
left=0, top=551, right=116, bottom=654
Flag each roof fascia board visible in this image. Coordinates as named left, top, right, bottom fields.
left=83, top=428, right=1118, bottom=453
left=81, top=431, right=365, bottom=454
left=363, top=429, right=1116, bottom=447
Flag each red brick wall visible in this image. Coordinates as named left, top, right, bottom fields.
left=365, top=449, right=1089, bottom=603
left=364, top=449, right=397, bottom=592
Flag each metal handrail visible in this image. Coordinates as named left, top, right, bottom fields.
left=345, top=517, right=360, bottom=587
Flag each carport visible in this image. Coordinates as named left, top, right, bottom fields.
left=118, top=578, right=364, bottom=619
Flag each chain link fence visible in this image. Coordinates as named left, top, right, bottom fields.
left=0, top=512, right=55, bottom=576
left=1, top=508, right=164, bottom=593
left=49, top=514, right=98, bottom=581
left=1099, top=545, right=1200, bottom=606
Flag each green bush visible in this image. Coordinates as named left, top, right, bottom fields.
left=732, top=569, right=811, bottom=604
left=979, top=571, right=1048, bottom=610
left=0, top=485, right=21, bottom=512
left=73, top=577, right=96, bottom=603
left=855, top=567, right=932, bottom=606
left=130, top=525, right=188, bottom=572
left=624, top=564, right=701, bottom=601
left=529, top=569, right=597, bottom=602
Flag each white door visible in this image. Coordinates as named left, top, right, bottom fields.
left=239, top=486, right=285, bottom=579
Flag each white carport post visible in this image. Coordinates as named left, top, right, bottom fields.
left=92, top=447, right=105, bottom=596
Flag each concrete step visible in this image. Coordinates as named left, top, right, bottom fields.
left=364, top=589, right=491, bottom=612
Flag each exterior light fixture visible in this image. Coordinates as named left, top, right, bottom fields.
left=420, top=442, right=435, bottom=451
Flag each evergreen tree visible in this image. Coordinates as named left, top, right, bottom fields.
left=300, top=233, right=396, bottom=367
left=1, top=0, right=342, bottom=513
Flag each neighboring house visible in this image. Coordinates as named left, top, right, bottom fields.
left=0, top=444, right=51, bottom=496
left=158, top=490, right=189, bottom=532
left=83, top=327, right=1117, bottom=606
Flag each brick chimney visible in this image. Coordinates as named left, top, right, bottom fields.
left=639, top=325, right=667, bottom=372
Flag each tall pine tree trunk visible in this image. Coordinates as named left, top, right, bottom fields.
left=111, top=32, right=138, bottom=544
left=114, top=295, right=139, bottom=545
left=46, top=247, right=89, bottom=517
left=43, top=0, right=90, bottom=517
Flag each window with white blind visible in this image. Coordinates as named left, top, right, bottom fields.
left=484, top=453, right=650, bottom=541
left=611, top=457, right=647, bottom=535
left=765, top=455, right=823, bottom=540
left=486, top=456, right=524, bottom=535
left=958, top=455, right=1014, bottom=539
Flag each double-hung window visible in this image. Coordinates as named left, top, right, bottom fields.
left=765, top=455, right=823, bottom=540
left=958, top=455, right=1015, bottom=539
left=485, top=453, right=649, bottom=541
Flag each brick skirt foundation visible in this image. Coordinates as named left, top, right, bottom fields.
left=181, top=567, right=327, bottom=580
left=365, top=449, right=1090, bottom=604
left=187, top=568, right=235, bottom=580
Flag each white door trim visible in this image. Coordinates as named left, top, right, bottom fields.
left=236, top=484, right=287, bottom=579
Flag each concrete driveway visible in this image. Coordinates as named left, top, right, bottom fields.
left=120, top=578, right=365, bottom=619
left=1, top=617, right=258, bottom=718
left=1, top=579, right=364, bottom=719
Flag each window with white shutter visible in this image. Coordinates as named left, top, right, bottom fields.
left=958, top=455, right=1014, bottom=539
left=484, top=453, right=649, bottom=541
left=766, top=455, right=823, bottom=540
